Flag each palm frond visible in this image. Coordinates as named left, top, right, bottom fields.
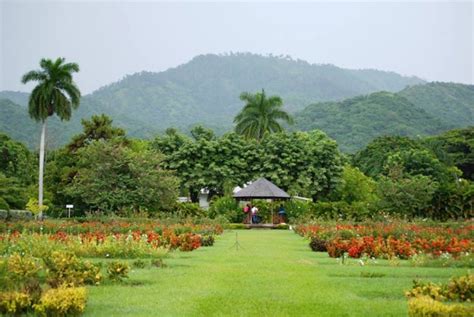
left=21, top=71, right=47, bottom=84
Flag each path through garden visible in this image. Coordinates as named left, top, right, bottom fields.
left=85, top=230, right=467, bottom=316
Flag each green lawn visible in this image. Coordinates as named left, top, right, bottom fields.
left=85, top=230, right=468, bottom=316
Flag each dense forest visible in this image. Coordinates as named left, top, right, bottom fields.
left=293, top=83, right=474, bottom=152
left=1, top=115, right=472, bottom=220
left=0, top=53, right=426, bottom=148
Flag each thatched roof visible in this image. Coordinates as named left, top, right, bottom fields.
left=233, top=178, right=290, bottom=200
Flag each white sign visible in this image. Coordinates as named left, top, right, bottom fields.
left=66, top=204, right=74, bottom=209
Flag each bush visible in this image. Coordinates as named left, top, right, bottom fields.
left=406, top=274, right=473, bottom=303
left=408, top=296, right=473, bottom=317
left=43, top=251, right=84, bottom=288
left=200, top=235, right=215, bottom=247
left=175, top=203, right=205, bottom=218
left=309, top=238, right=327, bottom=252
left=311, top=201, right=372, bottom=221
left=132, top=259, right=147, bottom=269
left=42, top=251, right=102, bottom=287
left=208, top=196, right=242, bottom=222
left=0, top=198, right=9, bottom=211
left=447, top=274, right=474, bottom=302
left=7, top=253, right=42, bottom=283
left=0, top=291, right=31, bottom=315
left=34, top=286, right=87, bottom=317
left=151, top=258, right=166, bottom=268
left=107, top=261, right=129, bottom=282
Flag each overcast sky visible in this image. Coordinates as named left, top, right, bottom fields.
left=1, top=0, right=473, bottom=94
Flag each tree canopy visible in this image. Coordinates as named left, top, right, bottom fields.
left=234, top=90, right=293, bottom=141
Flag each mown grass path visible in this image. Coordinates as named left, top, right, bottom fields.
left=85, top=230, right=467, bottom=316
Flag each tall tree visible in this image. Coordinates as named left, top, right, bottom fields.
left=21, top=57, right=81, bottom=217
left=234, top=89, right=293, bottom=141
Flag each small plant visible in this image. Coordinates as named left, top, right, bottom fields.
left=200, top=235, right=215, bottom=247
left=408, top=296, right=473, bottom=317
left=79, top=261, right=103, bottom=286
left=406, top=274, right=473, bottom=303
left=0, top=291, right=31, bottom=315
left=132, top=259, right=147, bottom=269
left=360, top=272, right=386, bottom=278
left=151, top=258, right=166, bottom=268
left=7, top=253, right=42, bottom=282
left=107, top=261, right=129, bottom=282
left=446, top=274, right=473, bottom=302
left=25, top=198, right=49, bottom=218
left=309, top=238, right=327, bottom=252
left=43, top=251, right=83, bottom=287
left=33, top=286, right=87, bottom=317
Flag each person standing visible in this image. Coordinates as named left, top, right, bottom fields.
left=278, top=204, right=287, bottom=223
left=251, top=205, right=259, bottom=224
left=243, top=203, right=251, bottom=224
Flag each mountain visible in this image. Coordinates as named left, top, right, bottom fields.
left=294, top=83, right=474, bottom=152
left=0, top=53, right=425, bottom=147
left=399, top=82, right=474, bottom=128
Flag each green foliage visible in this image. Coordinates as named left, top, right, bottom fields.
left=33, top=286, right=87, bottom=317
left=26, top=197, right=49, bottom=216
left=354, top=133, right=473, bottom=220
left=6, top=253, right=42, bottom=286
left=153, top=131, right=258, bottom=201
left=21, top=57, right=81, bottom=123
left=0, top=291, right=31, bottom=315
left=406, top=273, right=473, bottom=303
left=1, top=53, right=424, bottom=148
left=67, top=114, right=127, bottom=152
left=0, top=173, right=26, bottom=210
left=65, top=140, right=178, bottom=213
left=295, top=91, right=448, bottom=152
left=353, top=136, right=422, bottom=178
left=175, top=203, right=206, bottom=218
left=332, top=165, right=378, bottom=204
left=424, top=126, right=474, bottom=180
left=234, top=89, right=293, bottom=141
left=42, top=251, right=103, bottom=288
left=259, top=130, right=343, bottom=201
left=0, top=133, right=35, bottom=184
left=208, top=196, right=242, bottom=223
left=106, top=261, right=130, bottom=282
left=0, top=198, right=9, bottom=211
left=407, top=296, right=473, bottom=317
left=376, top=167, right=438, bottom=218
left=44, top=115, right=129, bottom=214
left=399, top=82, right=474, bottom=130
left=311, top=201, right=373, bottom=221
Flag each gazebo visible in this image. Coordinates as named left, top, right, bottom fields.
left=233, top=177, right=290, bottom=226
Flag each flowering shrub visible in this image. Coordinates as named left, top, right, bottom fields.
left=33, top=286, right=87, bottom=317
left=296, top=221, right=473, bottom=259
left=106, top=261, right=129, bottom=282
left=0, top=220, right=222, bottom=259
left=406, top=274, right=474, bottom=317
left=0, top=291, right=31, bottom=315
left=43, top=251, right=102, bottom=288
left=408, top=296, right=473, bottom=317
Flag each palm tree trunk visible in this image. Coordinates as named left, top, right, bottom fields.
left=38, top=120, right=47, bottom=219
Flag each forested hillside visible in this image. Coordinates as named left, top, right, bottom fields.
left=0, top=53, right=424, bottom=147
left=294, top=83, right=474, bottom=152
left=399, top=82, right=474, bottom=128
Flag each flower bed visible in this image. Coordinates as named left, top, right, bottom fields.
left=0, top=220, right=223, bottom=258
left=295, top=221, right=474, bottom=260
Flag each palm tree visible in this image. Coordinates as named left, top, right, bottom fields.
left=22, top=58, right=81, bottom=217
left=234, top=89, right=293, bottom=141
